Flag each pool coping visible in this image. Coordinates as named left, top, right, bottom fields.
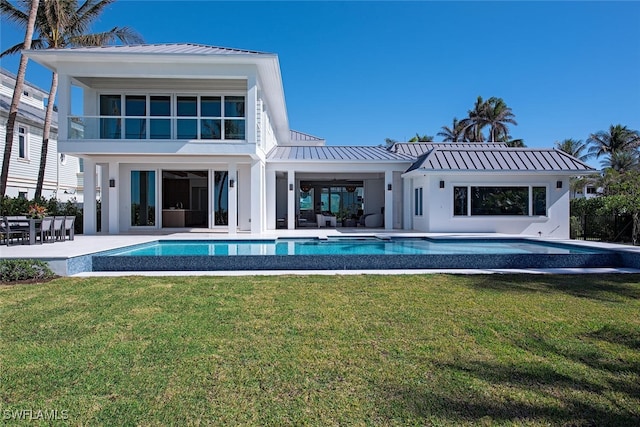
left=2, top=231, right=640, bottom=276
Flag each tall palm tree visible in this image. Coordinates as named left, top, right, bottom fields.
left=587, top=124, right=640, bottom=160
left=483, top=97, right=517, bottom=142
left=437, top=118, right=465, bottom=142
left=605, top=150, right=640, bottom=172
left=1, top=0, right=143, bottom=199
left=460, top=96, right=487, bottom=142
left=554, top=138, right=591, bottom=162
left=0, top=0, right=39, bottom=198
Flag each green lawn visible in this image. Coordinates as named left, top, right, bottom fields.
left=1, top=274, right=639, bottom=426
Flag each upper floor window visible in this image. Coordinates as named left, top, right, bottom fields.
left=99, top=94, right=246, bottom=140
left=17, top=126, right=28, bottom=159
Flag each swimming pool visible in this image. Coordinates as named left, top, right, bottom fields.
left=89, top=237, right=632, bottom=272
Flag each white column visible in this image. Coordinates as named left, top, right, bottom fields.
left=108, top=161, right=119, bottom=234
left=265, top=169, right=276, bottom=230
left=287, top=170, right=295, bottom=230
left=99, top=163, right=109, bottom=233
left=403, top=176, right=412, bottom=230
left=250, top=160, right=263, bottom=234
left=384, top=170, right=393, bottom=230
left=57, top=74, right=71, bottom=141
left=228, top=163, right=237, bottom=234
left=83, top=158, right=96, bottom=234
left=246, top=74, right=258, bottom=147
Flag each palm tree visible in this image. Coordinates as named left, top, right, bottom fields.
left=587, top=124, right=640, bottom=160
left=408, top=133, right=434, bottom=142
left=554, top=138, right=591, bottom=162
left=1, top=0, right=143, bottom=199
left=437, top=118, right=465, bottom=142
left=605, top=150, right=640, bottom=172
left=0, top=0, right=39, bottom=198
left=460, top=96, right=487, bottom=142
left=483, top=97, right=517, bottom=142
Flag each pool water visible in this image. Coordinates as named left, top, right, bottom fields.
left=105, top=238, right=601, bottom=257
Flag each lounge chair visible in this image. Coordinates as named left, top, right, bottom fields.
left=53, top=216, right=65, bottom=241
left=36, top=217, right=55, bottom=243
left=62, top=216, right=75, bottom=240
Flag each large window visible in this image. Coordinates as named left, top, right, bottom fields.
left=131, top=171, right=156, bottom=226
left=453, top=186, right=547, bottom=217
left=100, top=94, right=246, bottom=140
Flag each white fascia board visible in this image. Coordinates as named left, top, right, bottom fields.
left=266, top=160, right=412, bottom=172
left=401, top=169, right=598, bottom=178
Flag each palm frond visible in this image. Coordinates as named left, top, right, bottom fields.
left=69, top=26, right=143, bottom=47
left=0, top=0, right=30, bottom=26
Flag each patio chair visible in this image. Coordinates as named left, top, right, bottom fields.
left=62, top=216, right=75, bottom=241
left=2, top=216, right=27, bottom=245
left=36, top=216, right=55, bottom=244
left=52, top=216, right=65, bottom=241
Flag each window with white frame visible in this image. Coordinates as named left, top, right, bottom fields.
left=17, top=126, right=27, bottom=159
left=414, top=187, right=423, bottom=216
left=453, top=185, right=547, bottom=216
left=99, top=94, right=246, bottom=140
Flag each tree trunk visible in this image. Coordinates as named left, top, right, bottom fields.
left=34, top=72, right=58, bottom=200
left=0, top=0, right=40, bottom=198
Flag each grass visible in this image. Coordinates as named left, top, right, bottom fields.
left=1, top=274, right=639, bottom=426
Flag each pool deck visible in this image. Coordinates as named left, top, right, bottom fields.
left=2, top=228, right=640, bottom=276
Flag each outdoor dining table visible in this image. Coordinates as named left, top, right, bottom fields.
left=6, top=217, right=42, bottom=245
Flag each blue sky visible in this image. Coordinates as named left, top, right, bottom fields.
left=1, top=0, right=639, bottom=162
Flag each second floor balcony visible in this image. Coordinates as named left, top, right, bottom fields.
left=69, top=116, right=247, bottom=142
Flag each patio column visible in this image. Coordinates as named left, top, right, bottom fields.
left=228, top=163, right=237, bottom=234
left=265, top=169, right=276, bottom=230
left=108, top=161, right=119, bottom=234
left=287, top=170, right=295, bottom=229
left=250, top=160, right=264, bottom=234
left=83, top=158, right=96, bottom=235
left=403, top=176, right=412, bottom=230
left=385, top=170, right=393, bottom=230
left=99, top=162, right=109, bottom=233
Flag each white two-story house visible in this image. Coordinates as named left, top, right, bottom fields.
left=1, top=68, right=83, bottom=202
left=24, top=44, right=595, bottom=238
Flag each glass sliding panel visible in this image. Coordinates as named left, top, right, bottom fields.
left=150, top=96, right=171, bottom=139
left=533, top=187, right=547, bottom=216
left=177, top=96, right=197, bottom=139
left=200, top=119, right=221, bottom=139
left=470, top=186, right=529, bottom=216
left=125, top=95, right=146, bottom=139
left=224, top=119, right=245, bottom=140
left=214, top=171, right=229, bottom=226
left=224, top=96, right=245, bottom=117
left=201, top=96, right=221, bottom=117
left=131, top=170, right=156, bottom=226
left=453, top=187, right=468, bottom=216
left=99, top=95, right=121, bottom=139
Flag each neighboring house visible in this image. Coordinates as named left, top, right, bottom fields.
left=0, top=68, right=83, bottom=203
left=24, top=44, right=595, bottom=237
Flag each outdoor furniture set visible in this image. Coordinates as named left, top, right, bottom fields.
left=1, top=216, right=75, bottom=246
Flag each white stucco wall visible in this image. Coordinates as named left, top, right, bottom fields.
left=409, top=173, right=570, bottom=238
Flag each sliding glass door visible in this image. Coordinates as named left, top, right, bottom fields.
left=131, top=171, right=156, bottom=226
left=213, top=171, right=228, bottom=226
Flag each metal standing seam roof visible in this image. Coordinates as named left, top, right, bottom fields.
left=406, top=147, right=595, bottom=173
left=390, top=142, right=508, bottom=157
left=289, top=130, right=324, bottom=142
left=267, top=146, right=415, bottom=161
left=61, top=43, right=270, bottom=55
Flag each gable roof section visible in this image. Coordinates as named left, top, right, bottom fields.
left=390, top=142, right=508, bottom=158
left=268, top=146, right=414, bottom=162
left=0, top=95, right=58, bottom=129
left=406, top=147, right=595, bottom=173
left=59, top=43, right=270, bottom=55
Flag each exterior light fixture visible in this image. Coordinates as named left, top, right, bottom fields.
left=556, top=180, right=562, bottom=189
left=109, top=179, right=116, bottom=188
left=229, top=179, right=235, bottom=188
left=439, top=180, right=445, bottom=189
left=289, top=183, right=294, bottom=191
left=387, top=183, right=392, bottom=191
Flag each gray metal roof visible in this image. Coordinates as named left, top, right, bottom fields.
left=390, top=142, right=508, bottom=158
left=290, top=130, right=324, bottom=142
left=268, top=146, right=415, bottom=161
left=406, top=147, right=595, bottom=173
left=0, top=95, right=58, bottom=129
left=62, top=43, right=270, bottom=55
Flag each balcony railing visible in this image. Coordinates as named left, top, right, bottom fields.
left=68, top=116, right=247, bottom=142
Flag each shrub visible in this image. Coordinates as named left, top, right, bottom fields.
left=0, top=259, right=56, bottom=283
